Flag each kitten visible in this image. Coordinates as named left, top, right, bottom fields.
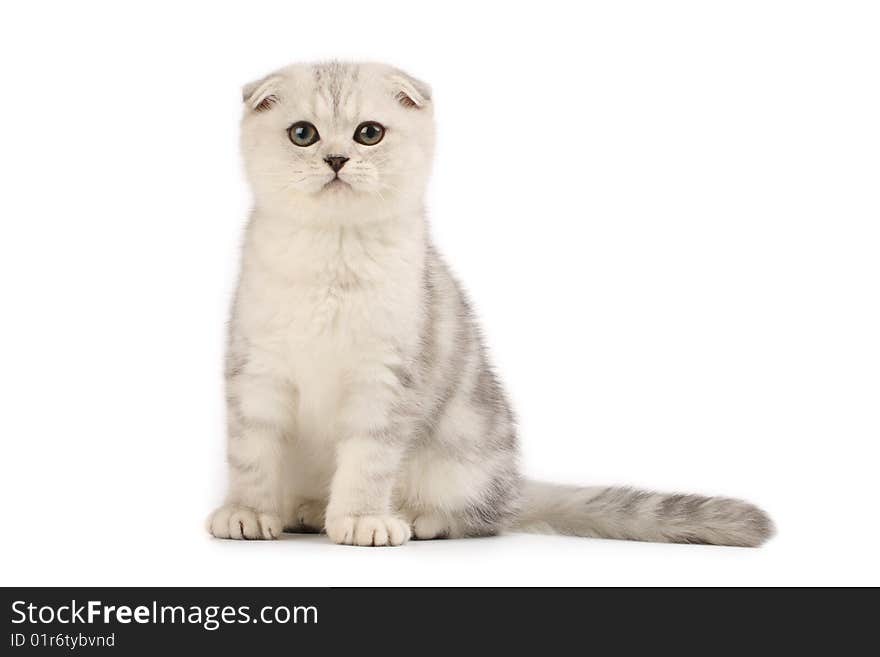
left=207, top=61, right=773, bottom=547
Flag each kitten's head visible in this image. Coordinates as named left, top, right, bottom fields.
left=240, top=62, right=434, bottom=222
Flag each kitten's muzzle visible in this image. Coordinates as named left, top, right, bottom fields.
left=324, top=155, right=349, bottom=173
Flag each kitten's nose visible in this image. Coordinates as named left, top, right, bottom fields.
left=324, top=155, right=349, bottom=173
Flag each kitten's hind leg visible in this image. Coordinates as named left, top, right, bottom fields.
left=405, top=509, right=499, bottom=540
left=284, top=498, right=327, bottom=534
left=410, top=511, right=456, bottom=540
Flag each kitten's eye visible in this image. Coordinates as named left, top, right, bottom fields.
left=288, top=121, right=320, bottom=147
left=353, top=121, right=385, bottom=146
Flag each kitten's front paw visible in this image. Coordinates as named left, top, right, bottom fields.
left=207, top=504, right=281, bottom=540
left=325, top=514, right=411, bottom=547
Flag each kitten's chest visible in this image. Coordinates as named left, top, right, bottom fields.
left=235, top=226, right=423, bottom=391
left=241, top=267, right=418, bottom=440
left=240, top=259, right=417, bottom=349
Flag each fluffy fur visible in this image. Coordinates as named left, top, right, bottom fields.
left=207, top=61, right=774, bottom=547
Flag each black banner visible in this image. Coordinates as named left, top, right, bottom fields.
left=1, top=587, right=873, bottom=653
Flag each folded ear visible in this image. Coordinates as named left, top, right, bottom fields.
left=389, top=70, right=432, bottom=109
left=242, top=75, right=281, bottom=113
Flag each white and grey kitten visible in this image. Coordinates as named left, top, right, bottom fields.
left=207, top=61, right=773, bottom=547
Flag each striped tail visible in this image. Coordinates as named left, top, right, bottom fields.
left=511, top=480, right=774, bottom=547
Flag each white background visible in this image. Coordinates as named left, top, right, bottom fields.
left=1, top=1, right=878, bottom=586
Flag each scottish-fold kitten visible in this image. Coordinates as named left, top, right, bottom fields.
left=207, top=61, right=773, bottom=547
